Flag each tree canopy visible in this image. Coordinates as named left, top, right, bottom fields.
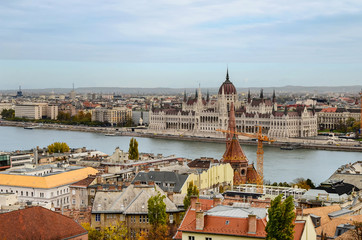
left=148, top=192, right=167, bottom=226
left=183, top=181, right=199, bottom=210
left=147, top=192, right=171, bottom=240
left=266, top=194, right=295, bottom=240
left=0, top=109, right=15, bottom=119
left=47, top=142, right=70, bottom=154
left=82, top=221, right=128, bottom=240
left=128, top=138, right=139, bottom=160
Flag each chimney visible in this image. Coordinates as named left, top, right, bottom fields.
left=195, top=202, right=204, bottom=230
left=167, top=192, right=174, bottom=202
left=148, top=181, right=154, bottom=186
left=134, top=181, right=141, bottom=186
left=248, top=214, right=257, bottom=234
left=190, top=195, right=197, bottom=210
left=109, top=185, right=116, bottom=191
left=97, top=185, right=103, bottom=191
left=213, top=197, right=221, bottom=207
left=296, top=207, right=303, bottom=216
left=117, top=185, right=122, bottom=191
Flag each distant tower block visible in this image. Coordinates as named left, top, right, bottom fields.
left=16, top=85, right=23, bottom=98
left=70, top=83, right=76, bottom=101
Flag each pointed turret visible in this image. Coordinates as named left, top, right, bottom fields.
left=183, top=90, right=187, bottom=102
left=248, top=89, right=251, bottom=103
left=226, top=68, right=230, bottom=82
left=195, top=89, right=198, bottom=99
left=260, top=89, right=264, bottom=99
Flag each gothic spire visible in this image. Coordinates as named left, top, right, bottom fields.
left=272, top=89, right=276, bottom=103
left=284, top=106, right=288, bottom=115
left=206, top=89, right=210, bottom=102
left=248, top=89, right=251, bottom=103
left=195, top=89, right=198, bottom=99
left=226, top=68, right=230, bottom=82
left=260, top=89, right=264, bottom=99
left=183, top=90, right=187, bottom=102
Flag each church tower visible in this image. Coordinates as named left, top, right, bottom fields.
left=222, top=102, right=249, bottom=185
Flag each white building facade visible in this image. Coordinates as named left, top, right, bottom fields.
left=148, top=71, right=317, bottom=138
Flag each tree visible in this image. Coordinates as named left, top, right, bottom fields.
left=293, top=178, right=315, bottom=190
left=47, top=142, right=70, bottom=154
left=148, top=192, right=167, bottom=226
left=183, top=181, right=199, bottom=210
left=128, top=138, right=139, bottom=160
left=266, top=194, right=295, bottom=240
left=81, top=221, right=128, bottom=240
left=351, top=221, right=362, bottom=240
left=0, top=109, right=15, bottom=119
left=147, top=192, right=171, bottom=240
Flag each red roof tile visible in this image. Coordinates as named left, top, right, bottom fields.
left=0, top=206, right=87, bottom=240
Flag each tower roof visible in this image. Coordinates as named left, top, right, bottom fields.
left=222, top=102, right=248, bottom=163
left=218, top=69, right=237, bottom=95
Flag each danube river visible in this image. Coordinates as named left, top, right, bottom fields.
left=1, top=126, right=361, bottom=185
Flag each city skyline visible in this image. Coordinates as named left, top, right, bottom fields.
left=1, top=1, right=362, bottom=89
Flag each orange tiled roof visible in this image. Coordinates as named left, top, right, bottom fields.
left=0, top=206, right=87, bottom=240
left=321, top=107, right=337, bottom=113
left=0, top=167, right=98, bottom=189
left=303, top=205, right=341, bottom=226
left=316, top=215, right=362, bottom=238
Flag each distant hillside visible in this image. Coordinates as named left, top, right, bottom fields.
left=1, top=85, right=361, bottom=95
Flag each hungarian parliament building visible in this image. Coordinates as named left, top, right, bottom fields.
left=148, top=71, right=317, bottom=139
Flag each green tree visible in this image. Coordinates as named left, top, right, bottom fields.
left=0, top=109, right=15, bottom=119
left=128, top=138, right=139, bottom=160
left=47, top=142, right=70, bottom=154
left=147, top=192, right=171, bottom=240
left=183, top=181, right=199, bottom=210
left=148, top=192, right=167, bottom=226
left=266, top=194, right=295, bottom=240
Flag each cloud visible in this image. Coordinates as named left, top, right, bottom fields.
left=0, top=0, right=362, bottom=63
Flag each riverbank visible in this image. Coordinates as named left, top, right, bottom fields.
left=1, top=120, right=361, bottom=152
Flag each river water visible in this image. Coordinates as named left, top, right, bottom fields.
left=1, top=126, right=360, bottom=185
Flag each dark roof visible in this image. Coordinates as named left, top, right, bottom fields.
left=132, top=171, right=188, bottom=193
left=316, top=181, right=359, bottom=196
left=187, top=159, right=218, bottom=169
left=70, top=175, right=96, bottom=187
left=0, top=206, right=87, bottom=240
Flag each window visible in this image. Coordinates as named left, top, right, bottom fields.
left=188, top=236, right=195, bottom=240
left=169, top=213, right=174, bottom=223
left=206, top=238, right=212, bottom=240
left=140, top=215, right=142, bottom=223
left=225, top=220, right=229, bottom=225
left=40, top=193, right=44, bottom=198
left=95, top=214, right=101, bottom=222
left=72, top=199, right=76, bottom=204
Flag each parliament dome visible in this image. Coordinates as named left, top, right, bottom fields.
left=218, top=70, right=237, bottom=95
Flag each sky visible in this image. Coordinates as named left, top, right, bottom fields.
left=1, top=0, right=362, bottom=90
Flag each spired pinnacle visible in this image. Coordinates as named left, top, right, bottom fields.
left=226, top=68, right=230, bottom=82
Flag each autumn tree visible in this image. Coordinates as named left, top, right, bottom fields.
left=47, top=142, right=70, bottom=154
left=293, top=178, right=315, bottom=190
left=183, top=181, right=199, bottom=210
left=351, top=221, right=362, bottom=240
left=128, top=138, right=139, bottom=160
left=81, top=221, right=128, bottom=240
left=266, top=194, right=295, bottom=240
left=147, top=192, right=170, bottom=240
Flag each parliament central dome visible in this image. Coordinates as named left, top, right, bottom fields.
left=218, top=70, right=237, bottom=95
